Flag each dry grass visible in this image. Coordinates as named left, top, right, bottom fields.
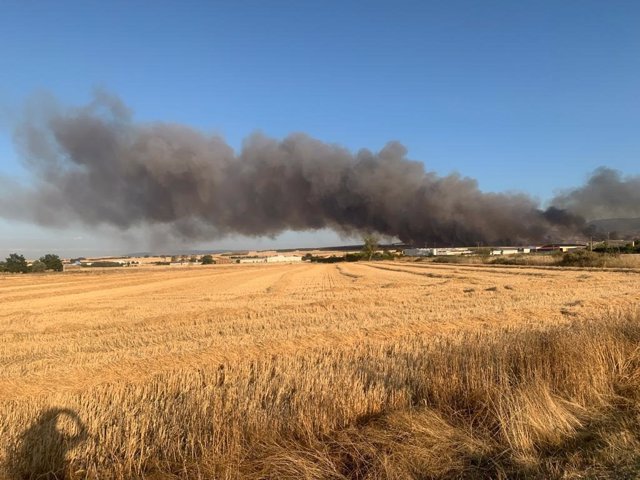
left=1, top=262, right=639, bottom=479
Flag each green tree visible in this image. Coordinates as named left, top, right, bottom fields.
left=361, top=235, right=378, bottom=261
left=201, top=254, right=215, bottom=265
left=0, top=261, right=6, bottom=272
left=30, top=260, right=47, bottom=272
left=5, top=253, right=28, bottom=273
left=40, top=254, right=64, bottom=272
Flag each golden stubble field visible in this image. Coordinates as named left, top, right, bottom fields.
left=1, top=261, right=639, bottom=479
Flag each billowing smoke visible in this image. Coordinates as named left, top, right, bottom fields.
left=1, top=93, right=638, bottom=245
left=551, top=167, right=640, bottom=222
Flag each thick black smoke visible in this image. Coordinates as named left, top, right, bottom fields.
left=1, top=93, right=638, bottom=245
left=551, top=167, right=640, bottom=222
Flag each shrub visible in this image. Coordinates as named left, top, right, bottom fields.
left=306, top=251, right=392, bottom=263
left=432, top=255, right=468, bottom=264
left=201, top=255, right=215, bottom=265
left=490, top=254, right=529, bottom=265
left=29, top=260, right=47, bottom=273
left=559, top=250, right=609, bottom=267
left=374, top=250, right=395, bottom=260
left=39, top=254, right=64, bottom=272
left=592, top=242, right=640, bottom=254
left=83, top=261, right=123, bottom=268
left=5, top=253, right=28, bottom=273
left=312, top=255, right=344, bottom=263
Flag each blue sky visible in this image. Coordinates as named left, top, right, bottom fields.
left=1, top=1, right=639, bottom=257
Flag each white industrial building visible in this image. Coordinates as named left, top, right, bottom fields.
left=238, top=258, right=265, bottom=264
left=238, top=255, right=302, bottom=264
left=404, top=247, right=472, bottom=257
left=266, top=255, right=302, bottom=263
left=490, top=247, right=532, bottom=256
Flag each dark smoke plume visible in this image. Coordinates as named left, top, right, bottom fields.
left=1, top=93, right=638, bottom=245
left=551, top=167, right=640, bottom=222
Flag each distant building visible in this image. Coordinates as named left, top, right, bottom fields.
left=237, top=255, right=302, bottom=264
left=490, top=247, right=532, bottom=255
left=535, top=244, right=585, bottom=253
left=404, top=248, right=430, bottom=257
left=404, top=247, right=472, bottom=257
left=238, top=258, right=266, bottom=264
left=265, top=255, right=302, bottom=263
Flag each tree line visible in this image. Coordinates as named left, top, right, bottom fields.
left=593, top=241, right=640, bottom=254
left=304, top=236, right=397, bottom=263
left=0, top=254, right=64, bottom=273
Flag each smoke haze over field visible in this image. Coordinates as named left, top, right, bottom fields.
left=1, top=93, right=639, bottom=246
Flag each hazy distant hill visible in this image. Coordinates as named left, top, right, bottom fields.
left=588, top=218, right=640, bottom=238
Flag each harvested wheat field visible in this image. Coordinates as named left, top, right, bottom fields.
left=1, top=262, right=640, bottom=479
